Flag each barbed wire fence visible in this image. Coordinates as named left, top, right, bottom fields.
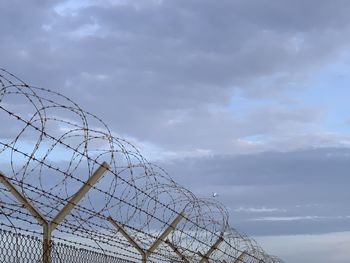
left=0, top=69, right=284, bottom=263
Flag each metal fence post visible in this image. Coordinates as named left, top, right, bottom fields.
left=198, top=233, right=224, bottom=263
left=0, top=162, right=109, bottom=263
left=108, top=211, right=185, bottom=262
left=43, top=223, right=51, bottom=263
left=164, top=239, right=190, bottom=263
left=147, top=212, right=185, bottom=255
left=233, top=251, right=247, bottom=263
left=0, top=171, right=50, bottom=263
left=50, top=162, right=109, bottom=230
left=108, top=216, right=147, bottom=262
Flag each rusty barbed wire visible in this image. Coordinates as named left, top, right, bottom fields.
left=0, top=69, right=283, bottom=263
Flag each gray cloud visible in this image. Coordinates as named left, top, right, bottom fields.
left=1, top=0, right=350, bottom=155
left=256, top=231, right=350, bottom=263
left=161, top=147, right=350, bottom=235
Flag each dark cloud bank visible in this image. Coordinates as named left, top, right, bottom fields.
left=2, top=0, right=350, bottom=151
left=161, top=147, right=350, bottom=236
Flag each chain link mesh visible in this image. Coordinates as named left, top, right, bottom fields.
left=0, top=228, right=134, bottom=263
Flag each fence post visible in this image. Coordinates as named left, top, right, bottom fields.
left=164, top=239, right=190, bottom=263
left=50, top=162, right=109, bottom=230
left=108, top=216, right=146, bottom=261
left=0, top=171, right=50, bottom=263
left=233, top=251, right=247, bottom=263
left=108, top=211, right=184, bottom=262
left=198, top=233, right=224, bottom=263
left=147, top=212, right=185, bottom=255
left=42, top=223, right=51, bottom=263
left=0, top=162, right=109, bottom=263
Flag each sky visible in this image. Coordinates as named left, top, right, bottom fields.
left=1, top=0, right=350, bottom=262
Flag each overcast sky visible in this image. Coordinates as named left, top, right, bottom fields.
left=1, top=1, right=350, bottom=262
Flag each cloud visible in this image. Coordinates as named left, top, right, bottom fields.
left=251, top=216, right=350, bottom=222
left=256, top=231, right=350, bottom=263
left=161, top=147, right=350, bottom=235
left=235, top=207, right=287, bottom=213
left=2, top=0, right=350, bottom=156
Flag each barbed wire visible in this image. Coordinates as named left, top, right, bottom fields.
left=0, top=69, right=283, bottom=262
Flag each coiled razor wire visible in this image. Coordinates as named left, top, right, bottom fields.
left=0, top=69, right=284, bottom=263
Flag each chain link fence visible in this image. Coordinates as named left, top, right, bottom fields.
left=0, top=228, right=134, bottom=263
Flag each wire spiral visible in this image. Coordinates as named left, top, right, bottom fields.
left=0, top=69, right=284, bottom=262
